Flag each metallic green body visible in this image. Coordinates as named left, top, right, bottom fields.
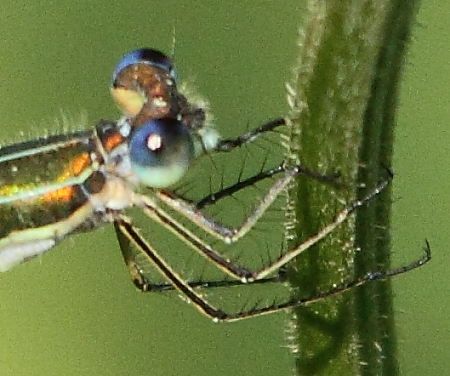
left=0, top=130, right=103, bottom=238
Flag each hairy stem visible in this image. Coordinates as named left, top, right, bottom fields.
left=284, top=1, right=420, bottom=375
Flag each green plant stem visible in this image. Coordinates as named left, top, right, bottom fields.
left=284, top=1, right=420, bottom=375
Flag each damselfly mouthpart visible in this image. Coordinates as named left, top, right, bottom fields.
left=0, top=48, right=430, bottom=322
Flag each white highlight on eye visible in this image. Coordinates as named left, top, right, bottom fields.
left=146, top=133, right=162, bottom=151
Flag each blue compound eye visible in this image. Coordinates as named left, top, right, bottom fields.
left=129, top=118, right=194, bottom=188
left=112, top=48, right=177, bottom=83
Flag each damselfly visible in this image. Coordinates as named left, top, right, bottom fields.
left=0, top=48, right=430, bottom=322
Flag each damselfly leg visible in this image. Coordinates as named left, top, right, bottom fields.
left=0, top=48, right=430, bottom=322
left=112, top=113, right=430, bottom=321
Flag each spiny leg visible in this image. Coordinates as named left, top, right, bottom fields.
left=194, top=162, right=339, bottom=210
left=116, top=217, right=236, bottom=321
left=195, top=164, right=286, bottom=209
left=157, top=162, right=340, bottom=275
left=136, top=194, right=254, bottom=279
left=116, top=219, right=285, bottom=292
left=250, top=172, right=393, bottom=280
left=220, top=241, right=431, bottom=322
left=157, top=152, right=343, bottom=243
left=156, top=165, right=295, bottom=243
left=115, top=220, right=164, bottom=292
left=116, top=216, right=431, bottom=322
left=214, top=118, right=286, bottom=152
left=136, top=174, right=391, bottom=282
left=157, top=116, right=338, bottom=241
left=156, top=164, right=308, bottom=244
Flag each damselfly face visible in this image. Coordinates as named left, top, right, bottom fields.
left=0, top=48, right=429, bottom=322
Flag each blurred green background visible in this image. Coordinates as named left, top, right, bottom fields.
left=0, top=1, right=446, bottom=375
